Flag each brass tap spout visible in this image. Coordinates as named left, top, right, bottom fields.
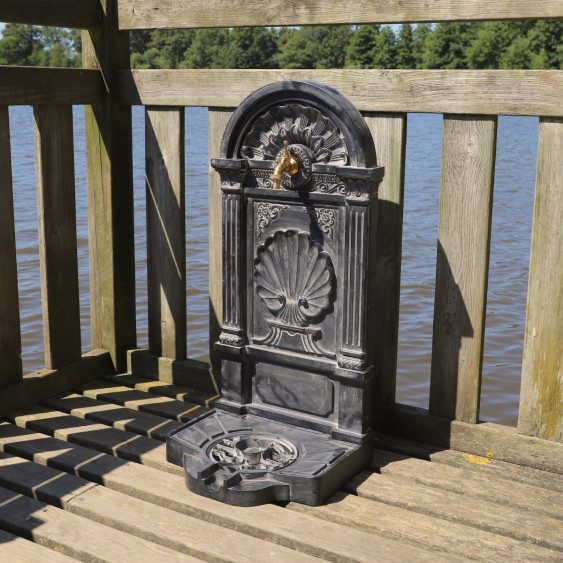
left=270, top=140, right=299, bottom=189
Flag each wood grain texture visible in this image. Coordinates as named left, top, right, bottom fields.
left=0, top=426, right=444, bottom=563
left=0, top=528, right=74, bottom=562
left=208, top=109, right=234, bottom=378
left=116, top=69, right=563, bottom=117
left=518, top=118, right=563, bottom=442
left=0, top=485, right=197, bottom=562
left=9, top=405, right=182, bottom=476
left=0, top=349, right=113, bottom=424
left=116, top=0, right=563, bottom=29
left=369, top=448, right=563, bottom=519
left=291, top=489, right=561, bottom=560
left=0, top=67, right=102, bottom=106
left=0, top=106, right=22, bottom=387
left=0, top=0, right=100, bottom=29
left=127, top=349, right=218, bottom=395
left=76, top=380, right=208, bottom=422
left=332, top=477, right=563, bottom=551
left=373, top=432, right=563, bottom=491
left=146, top=107, right=186, bottom=360
left=34, top=105, right=81, bottom=369
left=430, top=116, right=497, bottom=423
left=364, top=113, right=406, bottom=406
left=43, top=392, right=181, bottom=442
left=374, top=403, right=563, bottom=473
left=0, top=452, right=319, bottom=562
left=83, top=3, right=136, bottom=372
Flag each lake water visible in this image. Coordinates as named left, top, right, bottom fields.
left=8, top=105, right=538, bottom=427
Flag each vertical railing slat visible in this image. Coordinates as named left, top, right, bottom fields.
left=208, top=109, right=234, bottom=378
left=363, top=112, right=407, bottom=406
left=145, top=107, right=186, bottom=360
left=429, top=115, right=497, bottom=423
left=518, top=117, right=563, bottom=442
left=0, top=106, right=23, bottom=385
left=82, top=3, right=136, bottom=373
left=34, top=105, right=81, bottom=369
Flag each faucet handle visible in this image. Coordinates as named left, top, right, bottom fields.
left=270, top=140, right=299, bottom=189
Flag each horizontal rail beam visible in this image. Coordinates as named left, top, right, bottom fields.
left=0, top=67, right=103, bottom=105
left=0, top=350, right=114, bottom=419
left=374, top=404, right=563, bottom=474
left=0, top=0, right=100, bottom=29
left=116, top=69, right=563, bottom=117
left=116, top=0, right=563, bottom=29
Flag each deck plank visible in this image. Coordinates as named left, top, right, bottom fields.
left=344, top=472, right=563, bottom=551
left=0, top=485, right=199, bottom=562
left=374, top=433, right=563, bottom=492
left=2, top=381, right=562, bottom=561
left=370, top=448, right=563, bottom=519
left=289, top=492, right=559, bottom=562
left=0, top=423, right=449, bottom=562
left=7, top=405, right=182, bottom=476
left=75, top=380, right=208, bottom=420
left=103, top=371, right=218, bottom=406
left=0, top=451, right=321, bottom=562
left=42, top=392, right=181, bottom=441
left=0, top=528, right=75, bottom=562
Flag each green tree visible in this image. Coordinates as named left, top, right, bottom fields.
left=147, top=29, right=195, bottom=68
left=277, top=26, right=350, bottom=69
left=371, top=25, right=397, bottom=68
left=422, top=22, right=476, bottom=69
left=130, top=30, right=152, bottom=57
left=221, top=27, right=278, bottom=69
left=311, top=25, right=351, bottom=68
left=0, top=24, right=79, bottom=67
left=277, top=28, right=314, bottom=68
left=0, top=24, right=42, bottom=65
left=395, top=24, right=416, bottom=68
left=527, top=20, right=563, bottom=69
left=500, top=36, right=533, bottom=69
left=181, top=28, right=228, bottom=68
left=412, top=24, right=432, bottom=68
left=347, top=25, right=379, bottom=68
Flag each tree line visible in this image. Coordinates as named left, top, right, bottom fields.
left=1, top=21, right=562, bottom=70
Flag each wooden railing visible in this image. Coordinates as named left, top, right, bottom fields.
left=0, top=1, right=561, bottom=465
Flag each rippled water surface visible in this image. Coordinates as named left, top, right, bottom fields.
left=9, top=106, right=537, bottom=426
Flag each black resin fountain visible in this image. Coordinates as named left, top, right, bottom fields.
left=167, top=81, right=384, bottom=506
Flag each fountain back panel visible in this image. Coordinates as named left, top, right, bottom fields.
left=167, top=81, right=384, bottom=506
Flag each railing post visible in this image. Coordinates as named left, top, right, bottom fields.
left=518, top=117, right=563, bottom=442
left=83, top=0, right=136, bottom=372
left=34, top=105, right=81, bottom=369
left=363, top=112, right=407, bottom=406
left=0, top=106, right=22, bottom=386
left=430, top=115, right=497, bottom=423
left=145, top=107, right=186, bottom=360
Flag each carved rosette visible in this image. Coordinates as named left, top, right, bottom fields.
left=315, top=208, right=336, bottom=243
left=255, top=203, right=288, bottom=237
left=241, top=104, right=348, bottom=166
left=255, top=230, right=334, bottom=328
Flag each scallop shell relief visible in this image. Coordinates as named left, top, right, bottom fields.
left=241, top=104, right=348, bottom=165
left=255, top=230, right=334, bottom=327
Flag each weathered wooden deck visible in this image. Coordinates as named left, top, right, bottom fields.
left=1, top=371, right=561, bottom=562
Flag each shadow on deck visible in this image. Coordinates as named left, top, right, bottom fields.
left=0, top=372, right=561, bottom=562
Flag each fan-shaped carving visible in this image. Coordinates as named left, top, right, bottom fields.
left=255, top=230, right=334, bottom=327
left=241, top=104, right=348, bottom=165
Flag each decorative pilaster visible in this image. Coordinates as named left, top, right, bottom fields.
left=211, top=159, right=248, bottom=349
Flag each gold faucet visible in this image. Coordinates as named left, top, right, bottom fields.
left=270, top=140, right=299, bottom=189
